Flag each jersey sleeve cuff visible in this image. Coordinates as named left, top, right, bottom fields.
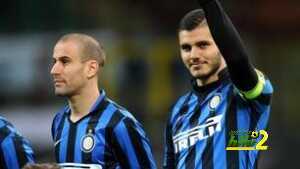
left=240, top=70, right=265, bottom=99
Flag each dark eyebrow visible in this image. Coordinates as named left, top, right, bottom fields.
left=60, top=56, right=71, bottom=59
left=54, top=56, right=71, bottom=60
left=196, top=41, right=210, bottom=45
left=181, top=43, right=191, bottom=48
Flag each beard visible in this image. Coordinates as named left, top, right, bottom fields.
left=191, top=61, right=221, bottom=80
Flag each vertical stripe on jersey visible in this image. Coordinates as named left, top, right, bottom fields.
left=173, top=94, right=193, bottom=135
left=213, top=93, right=228, bottom=169
left=0, top=147, right=7, bottom=169
left=174, top=93, right=194, bottom=167
left=248, top=94, right=271, bottom=169
left=74, top=118, right=89, bottom=162
left=247, top=100, right=264, bottom=169
left=225, top=91, right=239, bottom=169
left=82, top=98, right=110, bottom=163
left=185, top=140, right=196, bottom=169
left=202, top=111, right=216, bottom=169
left=0, top=126, right=10, bottom=169
left=164, top=103, right=185, bottom=169
left=164, top=121, right=175, bottom=169
left=59, top=118, right=70, bottom=162
left=106, top=112, right=129, bottom=168
left=185, top=103, right=201, bottom=169
left=236, top=101, right=251, bottom=169
left=3, top=135, right=19, bottom=169
left=66, top=122, right=77, bottom=162
left=123, top=118, right=152, bottom=168
left=13, top=135, right=28, bottom=168
left=175, top=96, right=199, bottom=169
left=114, top=120, right=139, bottom=168
left=248, top=102, right=260, bottom=132
left=55, top=113, right=67, bottom=162
left=95, top=104, right=117, bottom=167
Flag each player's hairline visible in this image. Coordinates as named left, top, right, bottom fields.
left=56, top=33, right=106, bottom=67
left=178, top=8, right=208, bottom=32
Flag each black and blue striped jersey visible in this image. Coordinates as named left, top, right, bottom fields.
left=0, top=116, right=35, bottom=169
left=163, top=70, right=273, bottom=169
left=52, top=90, right=157, bottom=169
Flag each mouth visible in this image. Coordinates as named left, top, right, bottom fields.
left=190, top=61, right=207, bottom=69
left=53, top=79, right=65, bottom=86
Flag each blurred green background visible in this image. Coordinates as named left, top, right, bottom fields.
left=0, top=0, right=299, bottom=168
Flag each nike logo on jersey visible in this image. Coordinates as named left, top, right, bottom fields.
left=54, top=139, right=62, bottom=147
left=173, top=114, right=223, bottom=153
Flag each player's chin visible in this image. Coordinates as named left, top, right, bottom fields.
left=190, top=70, right=207, bottom=79
left=54, top=89, right=68, bottom=97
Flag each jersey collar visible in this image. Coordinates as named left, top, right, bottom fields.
left=89, top=89, right=106, bottom=113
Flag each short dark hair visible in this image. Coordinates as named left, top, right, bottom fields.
left=178, top=9, right=207, bottom=31
left=57, top=33, right=106, bottom=67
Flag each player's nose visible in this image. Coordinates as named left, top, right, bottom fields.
left=190, top=46, right=202, bottom=59
left=50, top=63, right=61, bottom=75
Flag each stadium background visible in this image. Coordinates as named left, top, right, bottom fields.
left=0, top=0, right=298, bottom=168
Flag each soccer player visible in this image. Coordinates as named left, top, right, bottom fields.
left=0, top=116, right=35, bottom=169
left=163, top=0, right=273, bottom=169
left=50, top=33, right=157, bottom=169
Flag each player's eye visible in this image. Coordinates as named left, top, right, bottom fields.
left=181, top=44, right=191, bottom=52
left=60, top=57, right=71, bottom=65
left=61, top=59, right=68, bottom=64
left=196, top=41, right=210, bottom=49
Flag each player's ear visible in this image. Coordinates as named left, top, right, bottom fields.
left=86, top=59, right=99, bottom=79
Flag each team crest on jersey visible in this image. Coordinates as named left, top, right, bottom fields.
left=81, top=130, right=95, bottom=153
left=209, top=95, right=221, bottom=110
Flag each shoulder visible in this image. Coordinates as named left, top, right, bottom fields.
left=106, top=98, right=137, bottom=121
left=105, top=98, right=144, bottom=132
left=168, top=91, right=195, bottom=123
left=52, top=106, right=68, bottom=124
left=0, top=116, right=18, bottom=135
left=52, top=106, right=68, bottom=134
left=0, top=116, right=11, bottom=128
left=0, top=116, right=29, bottom=146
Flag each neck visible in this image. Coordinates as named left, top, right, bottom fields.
left=68, top=83, right=100, bottom=122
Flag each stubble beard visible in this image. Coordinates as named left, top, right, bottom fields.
left=192, top=62, right=221, bottom=83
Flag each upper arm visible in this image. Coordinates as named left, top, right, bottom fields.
left=112, top=118, right=157, bottom=169
left=1, top=131, right=35, bottom=168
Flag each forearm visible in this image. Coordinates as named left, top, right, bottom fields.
left=199, top=0, right=258, bottom=91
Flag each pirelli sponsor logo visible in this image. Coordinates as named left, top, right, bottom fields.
left=173, top=114, right=223, bottom=153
